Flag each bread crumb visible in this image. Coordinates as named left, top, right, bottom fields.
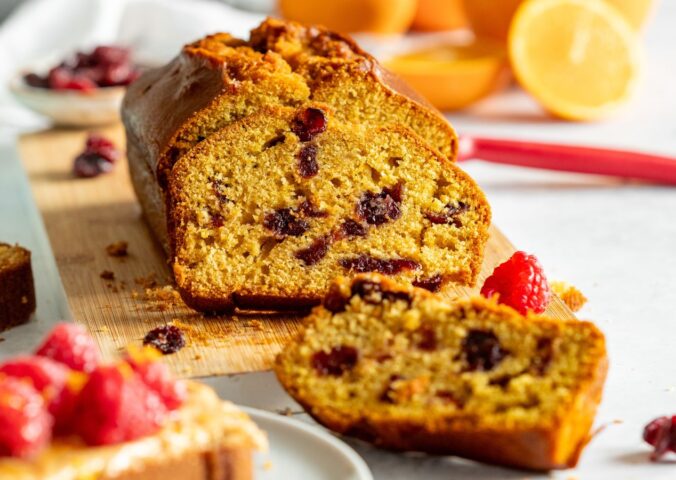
left=100, top=270, right=115, bottom=280
left=194, top=354, right=203, bottom=360
left=276, top=407, right=295, bottom=416
left=21, top=296, right=28, bottom=304
left=551, top=281, right=587, bottom=312
left=263, top=460, right=273, bottom=471
left=134, top=273, right=158, bottom=289
left=250, top=320, right=264, bottom=331
left=106, top=241, right=128, bottom=257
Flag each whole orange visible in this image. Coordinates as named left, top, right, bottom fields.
left=412, top=0, right=468, bottom=31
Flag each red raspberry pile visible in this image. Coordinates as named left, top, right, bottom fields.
left=0, top=323, right=186, bottom=459
left=644, top=416, right=676, bottom=461
left=23, top=46, right=140, bottom=92
left=481, top=251, right=551, bottom=315
left=73, top=134, right=120, bottom=178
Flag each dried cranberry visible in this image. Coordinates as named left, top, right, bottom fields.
left=350, top=279, right=412, bottom=305
left=211, top=180, right=231, bottom=204
left=532, top=338, right=554, bottom=375
left=85, top=134, right=120, bottom=164
left=416, top=328, right=437, bottom=351
left=291, top=107, right=327, bottom=142
left=324, top=284, right=348, bottom=313
left=143, top=325, right=186, bottom=355
left=461, top=330, right=507, bottom=372
left=264, top=208, right=309, bottom=237
left=424, top=202, right=469, bottom=227
left=298, top=200, right=328, bottom=218
left=263, top=134, right=285, bottom=150
left=379, top=374, right=403, bottom=403
left=413, top=274, right=443, bottom=292
left=297, top=144, right=319, bottom=178
left=340, top=255, right=421, bottom=275
left=91, top=46, right=131, bottom=65
left=100, top=63, right=133, bottom=87
left=210, top=213, right=225, bottom=228
left=24, top=73, right=49, bottom=88
left=311, top=346, right=358, bottom=376
left=73, top=153, right=114, bottom=178
left=356, top=184, right=403, bottom=225
left=295, top=236, right=331, bottom=266
left=643, top=416, right=676, bottom=461
left=339, top=219, right=367, bottom=238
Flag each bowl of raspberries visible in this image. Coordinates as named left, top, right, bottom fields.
left=10, top=45, right=142, bottom=127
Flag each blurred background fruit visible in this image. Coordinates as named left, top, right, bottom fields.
left=411, top=0, right=468, bottom=31
left=509, top=0, right=641, bottom=120
left=384, top=39, right=510, bottom=111
left=278, top=0, right=417, bottom=34
left=462, top=0, right=524, bottom=40
left=604, top=0, right=656, bottom=30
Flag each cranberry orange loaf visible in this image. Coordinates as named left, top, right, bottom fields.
left=0, top=324, right=266, bottom=480
left=168, top=104, right=489, bottom=312
left=0, top=243, right=36, bottom=331
left=122, top=18, right=457, bottom=250
left=275, top=274, right=608, bottom=470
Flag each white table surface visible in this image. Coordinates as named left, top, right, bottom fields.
left=1, top=2, right=675, bottom=479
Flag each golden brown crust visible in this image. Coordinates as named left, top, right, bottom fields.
left=100, top=447, right=253, bottom=480
left=122, top=18, right=458, bottom=248
left=0, top=243, right=36, bottom=332
left=275, top=274, right=608, bottom=471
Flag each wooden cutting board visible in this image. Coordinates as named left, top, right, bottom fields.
left=18, top=124, right=575, bottom=378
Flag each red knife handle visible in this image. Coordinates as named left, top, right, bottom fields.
left=460, top=136, right=676, bottom=185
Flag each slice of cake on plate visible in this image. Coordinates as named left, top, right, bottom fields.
left=275, top=274, right=608, bottom=471
left=0, top=324, right=266, bottom=480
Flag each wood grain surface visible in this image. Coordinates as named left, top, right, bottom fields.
left=18, top=124, right=575, bottom=377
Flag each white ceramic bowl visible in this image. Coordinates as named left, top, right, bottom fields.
left=10, top=74, right=126, bottom=127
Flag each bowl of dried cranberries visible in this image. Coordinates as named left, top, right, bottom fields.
left=10, top=45, right=142, bottom=127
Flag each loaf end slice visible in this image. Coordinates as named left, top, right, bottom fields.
left=0, top=243, right=36, bottom=331
left=275, top=274, right=608, bottom=471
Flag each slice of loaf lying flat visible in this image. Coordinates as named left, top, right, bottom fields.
left=168, top=105, right=490, bottom=312
left=275, top=274, right=608, bottom=471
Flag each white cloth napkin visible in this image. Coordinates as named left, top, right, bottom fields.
left=0, top=0, right=265, bottom=134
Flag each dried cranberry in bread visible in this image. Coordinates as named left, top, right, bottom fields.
left=0, top=243, right=36, bottom=331
left=168, top=105, right=489, bottom=313
left=275, top=274, right=608, bottom=471
left=122, top=18, right=457, bottom=251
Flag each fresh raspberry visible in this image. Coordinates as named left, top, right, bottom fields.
left=126, top=347, right=186, bottom=411
left=643, top=416, right=676, bottom=461
left=481, top=251, right=551, bottom=315
left=35, top=323, right=100, bottom=373
left=73, top=364, right=167, bottom=446
left=0, top=377, right=52, bottom=458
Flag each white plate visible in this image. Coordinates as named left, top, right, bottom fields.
left=243, top=407, right=373, bottom=480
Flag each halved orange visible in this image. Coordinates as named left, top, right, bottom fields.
left=384, top=39, right=510, bottom=111
left=509, top=0, right=642, bottom=121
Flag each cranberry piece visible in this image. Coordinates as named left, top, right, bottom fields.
left=291, top=107, right=327, bottom=142
left=24, top=73, right=49, bottom=88
left=297, top=144, right=319, bottom=178
left=264, top=208, right=309, bottom=237
left=324, top=283, right=348, bottom=313
left=100, top=63, right=133, bottom=87
left=413, top=274, right=443, bottom=292
left=211, top=179, right=231, bottom=204
left=298, top=200, right=328, bottom=218
left=425, top=201, right=469, bottom=227
left=350, top=279, right=412, bottom=305
left=356, top=184, right=403, bottom=225
left=210, top=213, right=225, bottom=228
left=143, top=325, right=186, bottom=355
left=532, top=338, right=554, bottom=375
left=47, top=66, right=73, bottom=89
left=73, top=153, right=114, bottom=178
left=263, top=134, right=285, bottom=150
left=417, top=327, right=437, bottom=351
left=85, top=134, right=120, bottom=163
left=380, top=374, right=403, bottom=403
left=91, top=46, right=131, bottom=65
left=340, top=255, right=421, bottom=275
left=339, top=219, right=367, bottom=238
left=461, top=330, right=507, bottom=372
left=295, top=236, right=331, bottom=266
left=312, top=346, right=358, bottom=376
left=643, top=416, right=676, bottom=461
